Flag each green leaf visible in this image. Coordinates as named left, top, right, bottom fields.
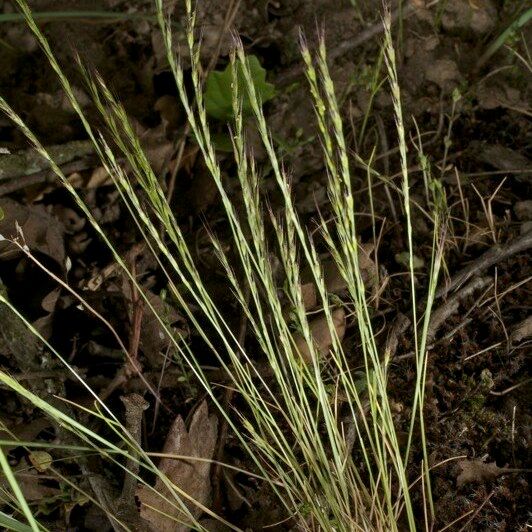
left=212, top=132, right=234, bottom=153
left=395, top=252, right=424, bottom=270
left=0, top=511, right=34, bottom=532
left=205, top=55, right=275, bottom=121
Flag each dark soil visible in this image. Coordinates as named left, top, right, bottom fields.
left=0, top=0, right=530, bottom=530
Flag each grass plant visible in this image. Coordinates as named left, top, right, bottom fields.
left=0, top=1, right=449, bottom=530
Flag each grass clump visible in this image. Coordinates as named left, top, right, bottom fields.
left=0, top=1, right=449, bottom=530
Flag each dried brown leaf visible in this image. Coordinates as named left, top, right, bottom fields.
left=86, top=166, right=113, bottom=189
left=293, top=308, right=346, bottom=364
left=323, top=243, right=376, bottom=294
left=510, top=316, right=532, bottom=344
left=140, top=290, right=187, bottom=367
left=456, top=459, right=507, bottom=487
left=300, top=282, right=317, bottom=311
left=137, top=401, right=218, bottom=532
left=0, top=469, right=59, bottom=501
left=0, top=198, right=65, bottom=266
left=133, top=121, right=174, bottom=176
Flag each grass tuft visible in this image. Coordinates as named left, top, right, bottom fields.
left=0, top=1, right=451, bottom=530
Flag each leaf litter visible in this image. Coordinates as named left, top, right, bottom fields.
left=137, top=401, right=219, bottom=531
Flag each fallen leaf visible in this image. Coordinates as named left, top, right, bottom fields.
left=180, top=158, right=220, bottom=215
left=324, top=243, right=376, bottom=293
left=29, top=451, right=53, bottom=472
left=137, top=401, right=218, bottom=532
left=299, top=243, right=376, bottom=297
left=155, top=95, right=181, bottom=133
left=140, top=289, right=188, bottom=368
left=134, top=122, right=174, bottom=176
left=0, top=198, right=65, bottom=266
left=510, top=316, right=532, bottom=344
left=300, top=282, right=317, bottom=311
left=0, top=416, right=51, bottom=454
left=456, top=458, right=507, bottom=487
left=0, top=469, right=59, bottom=501
left=293, top=308, right=346, bottom=364
left=33, top=287, right=61, bottom=340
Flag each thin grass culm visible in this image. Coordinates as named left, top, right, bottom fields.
left=0, top=0, right=450, bottom=530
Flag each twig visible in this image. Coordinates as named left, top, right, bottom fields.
left=0, top=140, right=93, bottom=181
left=427, top=276, right=492, bottom=344
left=99, top=250, right=146, bottom=401
left=489, top=378, right=532, bottom=397
left=0, top=157, right=95, bottom=196
left=115, top=394, right=149, bottom=532
left=435, top=230, right=532, bottom=299
left=384, top=311, right=410, bottom=360
left=276, top=0, right=441, bottom=87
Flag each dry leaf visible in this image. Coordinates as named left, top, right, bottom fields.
left=300, top=282, right=317, bottom=311
left=140, top=289, right=187, bottom=368
left=32, top=287, right=61, bottom=340
left=323, top=243, right=376, bottom=293
left=29, top=451, right=53, bottom=472
left=86, top=166, right=114, bottom=189
left=0, top=469, right=59, bottom=501
left=133, top=121, right=174, bottom=176
left=456, top=458, right=507, bottom=487
left=510, top=316, right=532, bottom=344
left=155, top=95, right=181, bottom=132
left=0, top=416, right=51, bottom=454
left=293, top=308, right=346, bottom=364
left=0, top=198, right=65, bottom=266
left=121, top=278, right=187, bottom=368
left=137, top=401, right=218, bottom=532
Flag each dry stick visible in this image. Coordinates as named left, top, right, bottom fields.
left=276, top=0, right=441, bottom=88
left=426, top=276, right=492, bottom=345
left=489, top=377, right=532, bottom=397
left=100, top=251, right=146, bottom=402
left=384, top=311, right=410, bottom=360
left=0, top=139, right=93, bottom=180
left=0, top=157, right=96, bottom=196
left=115, top=393, right=150, bottom=532
left=456, top=490, right=496, bottom=532
left=435, top=230, right=532, bottom=300
left=394, top=231, right=532, bottom=361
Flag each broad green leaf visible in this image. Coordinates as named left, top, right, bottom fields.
left=205, top=55, right=275, bottom=121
